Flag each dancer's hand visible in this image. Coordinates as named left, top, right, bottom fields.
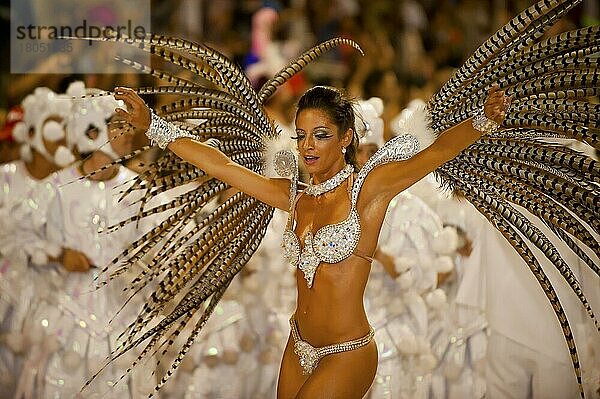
left=114, top=87, right=151, bottom=131
left=484, top=84, right=511, bottom=125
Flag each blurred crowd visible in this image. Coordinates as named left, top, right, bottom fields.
left=0, top=0, right=599, bottom=398
left=1, top=0, right=599, bottom=132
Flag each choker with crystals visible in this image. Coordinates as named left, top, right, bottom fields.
left=305, top=164, right=354, bottom=196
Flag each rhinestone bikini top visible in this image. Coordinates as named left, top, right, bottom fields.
left=280, top=134, right=422, bottom=288
left=281, top=176, right=361, bottom=288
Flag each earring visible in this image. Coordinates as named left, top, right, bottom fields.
left=342, top=147, right=347, bottom=154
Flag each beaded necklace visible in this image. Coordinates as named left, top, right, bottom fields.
left=304, top=164, right=353, bottom=196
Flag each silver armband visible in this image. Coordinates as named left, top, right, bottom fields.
left=472, top=109, right=501, bottom=136
left=146, top=110, right=196, bottom=149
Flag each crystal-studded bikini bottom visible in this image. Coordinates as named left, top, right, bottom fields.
left=289, top=315, right=375, bottom=375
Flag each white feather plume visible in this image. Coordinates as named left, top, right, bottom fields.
left=392, top=99, right=436, bottom=151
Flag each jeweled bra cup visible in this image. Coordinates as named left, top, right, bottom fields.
left=281, top=179, right=361, bottom=288
left=283, top=208, right=362, bottom=288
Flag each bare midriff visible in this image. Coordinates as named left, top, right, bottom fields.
left=290, top=175, right=390, bottom=348
left=293, top=255, right=373, bottom=347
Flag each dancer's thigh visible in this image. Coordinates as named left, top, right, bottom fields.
left=295, top=340, right=378, bottom=399
left=277, top=335, right=308, bottom=399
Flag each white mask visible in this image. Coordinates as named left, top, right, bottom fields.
left=31, top=116, right=68, bottom=164
left=53, top=145, right=76, bottom=167
left=12, top=121, right=29, bottom=143
left=17, top=87, right=71, bottom=165
left=65, top=82, right=123, bottom=160
left=19, top=144, right=32, bottom=163
left=42, top=120, right=65, bottom=142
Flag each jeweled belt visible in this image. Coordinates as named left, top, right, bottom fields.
left=289, top=315, right=375, bottom=375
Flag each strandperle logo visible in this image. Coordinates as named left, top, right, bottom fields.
left=10, top=0, right=150, bottom=74
left=15, top=20, right=147, bottom=44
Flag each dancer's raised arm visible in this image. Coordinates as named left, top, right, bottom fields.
left=362, top=85, right=509, bottom=203
left=114, top=87, right=291, bottom=211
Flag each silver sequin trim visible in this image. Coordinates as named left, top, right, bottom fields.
left=472, top=110, right=500, bottom=136
left=352, top=134, right=420, bottom=205
left=147, top=110, right=197, bottom=149
left=312, top=208, right=361, bottom=264
left=304, top=164, right=354, bottom=196
left=290, top=316, right=375, bottom=374
left=283, top=134, right=421, bottom=289
left=274, top=150, right=297, bottom=178
left=281, top=229, right=300, bottom=268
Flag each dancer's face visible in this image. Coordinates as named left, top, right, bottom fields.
left=294, top=108, right=351, bottom=179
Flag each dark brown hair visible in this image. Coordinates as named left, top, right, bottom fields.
left=296, top=86, right=359, bottom=171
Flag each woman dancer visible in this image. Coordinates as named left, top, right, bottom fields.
left=113, top=83, right=507, bottom=398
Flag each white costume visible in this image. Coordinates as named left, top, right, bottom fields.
left=373, top=101, right=489, bottom=399
left=35, top=164, right=148, bottom=399
left=411, top=172, right=600, bottom=398
left=483, top=216, right=599, bottom=398
left=366, top=191, right=456, bottom=399
left=161, top=197, right=260, bottom=399
left=0, top=84, right=74, bottom=270
left=175, top=278, right=268, bottom=399
left=356, top=98, right=458, bottom=398
left=242, top=208, right=296, bottom=398
left=178, top=185, right=294, bottom=398
left=0, top=85, right=74, bottom=398
left=409, top=174, right=489, bottom=399
left=0, top=161, right=59, bottom=397
left=161, top=206, right=291, bottom=399
left=3, top=83, right=161, bottom=398
left=481, top=144, right=600, bottom=398
left=410, top=142, right=600, bottom=398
